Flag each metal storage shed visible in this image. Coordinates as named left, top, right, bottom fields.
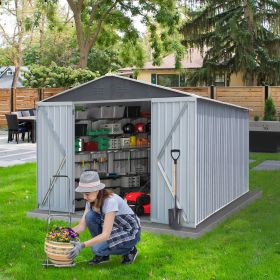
left=36, top=75, right=249, bottom=228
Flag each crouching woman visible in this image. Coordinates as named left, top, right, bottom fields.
left=69, top=171, right=141, bottom=265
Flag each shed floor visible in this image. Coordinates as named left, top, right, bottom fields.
left=27, top=191, right=261, bottom=238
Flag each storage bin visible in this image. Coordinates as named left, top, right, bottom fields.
left=84, top=142, right=98, bottom=151
left=109, top=138, right=121, bottom=149
left=100, top=123, right=122, bottom=134
left=123, top=106, right=141, bottom=118
left=113, top=106, right=125, bottom=118
left=87, top=106, right=114, bottom=119
left=120, top=138, right=130, bottom=148
left=75, top=124, right=88, bottom=137
left=75, top=110, right=88, bottom=119
left=120, top=176, right=140, bottom=188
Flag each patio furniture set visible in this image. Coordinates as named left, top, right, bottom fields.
left=5, top=109, right=36, bottom=144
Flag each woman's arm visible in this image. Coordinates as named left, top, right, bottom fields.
left=72, top=208, right=89, bottom=234
left=83, top=211, right=116, bottom=247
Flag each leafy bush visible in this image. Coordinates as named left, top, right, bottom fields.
left=263, top=97, right=277, bottom=121
left=23, top=63, right=99, bottom=88
left=254, top=115, right=260, bottom=121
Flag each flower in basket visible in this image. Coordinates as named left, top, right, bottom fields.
left=46, top=226, right=79, bottom=243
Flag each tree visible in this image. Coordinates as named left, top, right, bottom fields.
left=0, top=0, right=38, bottom=88
left=66, top=0, right=184, bottom=68
left=263, top=97, right=277, bottom=121
left=183, top=0, right=280, bottom=86
left=23, top=63, right=99, bottom=88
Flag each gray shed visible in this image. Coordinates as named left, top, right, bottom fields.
left=36, top=75, right=249, bottom=228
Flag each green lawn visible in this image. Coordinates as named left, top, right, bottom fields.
left=0, top=153, right=279, bottom=280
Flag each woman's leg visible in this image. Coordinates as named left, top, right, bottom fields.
left=93, top=231, right=141, bottom=256
left=85, top=210, right=102, bottom=237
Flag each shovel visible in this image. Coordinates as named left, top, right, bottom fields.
left=168, top=149, right=182, bottom=230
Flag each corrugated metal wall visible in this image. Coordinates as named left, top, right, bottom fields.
left=151, top=98, right=196, bottom=227
left=37, top=103, right=75, bottom=212
left=196, top=100, right=249, bottom=225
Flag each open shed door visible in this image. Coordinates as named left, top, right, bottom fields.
left=37, top=102, right=75, bottom=213
left=151, top=97, right=196, bottom=227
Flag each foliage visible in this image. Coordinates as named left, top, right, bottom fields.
left=0, top=48, right=12, bottom=66
left=183, top=0, right=280, bottom=86
left=67, top=0, right=186, bottom=68
left=46, top=226, right=79, bottom=243
left=1, top=155, right=280, bottom=278
left=87, top=49, right=122, bottom=75
left=263, top=97, right=277, bottom=121
left=23, top=63, right=99, bottom=88
left=254, top=115, right=260, bottom=121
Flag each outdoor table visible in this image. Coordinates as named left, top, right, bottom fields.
left=18, top=116, right=36, bottom=143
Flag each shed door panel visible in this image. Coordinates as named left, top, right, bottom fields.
left=151, top=98, right=196, bottom=227
left=37, top=103, right=74, bottom=212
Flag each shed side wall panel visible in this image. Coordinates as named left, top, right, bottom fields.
left=196, top=100, right=249, bottom=225
left=151, top=98, right=196, bottom=227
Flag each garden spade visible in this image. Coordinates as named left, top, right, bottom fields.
left=168, top=149, right=182, bottom=230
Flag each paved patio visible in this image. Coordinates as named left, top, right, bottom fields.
left=0, top=130, right=36, bottom=167
left=252, top=160, right=280, bottom=170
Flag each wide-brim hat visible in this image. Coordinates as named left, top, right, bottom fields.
left=75, top=171, right=105, bottom=193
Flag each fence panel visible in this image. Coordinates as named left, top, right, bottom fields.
left=216, top=87, right=264, bottom=118
left=42, top=88, right=65, bottom=100
left=15, top=88, right=39, bottom=111
left=173, top=87, right=209, bottom=98
left=0, top=89, right=11, bottom=126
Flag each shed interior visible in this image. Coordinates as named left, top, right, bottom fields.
left=74, top=100, right=152, bottom=217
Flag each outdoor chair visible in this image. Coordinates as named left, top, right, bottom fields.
left=5, top=114, right=31, bottom=144
left=21, top=110, right=30, bottom=117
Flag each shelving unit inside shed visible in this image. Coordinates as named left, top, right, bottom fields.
left=74, top=102, right=151, bottom=214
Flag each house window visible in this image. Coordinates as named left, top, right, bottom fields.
left=215, top=75, right=225, bottom=86
left=156, top=74, right=186, bottom=87
left=7, top=70, right=13, bottom=76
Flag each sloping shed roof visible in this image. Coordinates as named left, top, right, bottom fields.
left=43, top=75, right=188, bottom=102
left=43, top=75, right=249, bottom=111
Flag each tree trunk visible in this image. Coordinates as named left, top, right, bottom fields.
left=79, top=45, right=90, bottom=68
left=11, top=65, right=20, bottom=89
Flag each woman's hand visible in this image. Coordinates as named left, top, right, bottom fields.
left=68, top=241, right=85, bottom=259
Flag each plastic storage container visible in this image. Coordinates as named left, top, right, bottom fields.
left=113, top=106, right=125, bottom=118
left=100, top=123, right=122, bottom=134
left=87, top=106, right=114, bottom=119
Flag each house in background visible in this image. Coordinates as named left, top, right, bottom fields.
left=118, top=49, right=244, bottom=87
left=0, top=66, right=28, bottom=88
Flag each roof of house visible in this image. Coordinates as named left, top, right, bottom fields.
left=42, top=74, right=249, bottom=111
left=119, top=49, right=204, bottom=72
left=0, top=66, right=28, bottom=88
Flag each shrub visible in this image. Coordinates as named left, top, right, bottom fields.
left=254, top=115, right=260, bottom=121
left=263, top=97, right=277, bottom=121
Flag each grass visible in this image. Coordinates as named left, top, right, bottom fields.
left=0, top=153, right=279, bottom=279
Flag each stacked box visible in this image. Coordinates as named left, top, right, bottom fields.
left=109, top=138, right=121, bottom=149
left=120, top=176, right=140, bottom=188
left=100, top=123, right=122, bottom=134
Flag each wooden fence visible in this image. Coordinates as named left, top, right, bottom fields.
left=1, top=86, right=280, bottom=127
left=176, top=86, right=280, bottom=119
left=0, top=88, right=64, bottom=127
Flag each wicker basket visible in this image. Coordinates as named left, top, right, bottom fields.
left=44, top=239, right=74, bottom=265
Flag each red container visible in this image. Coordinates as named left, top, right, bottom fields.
left=84, top=142, right=98, bottom=151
